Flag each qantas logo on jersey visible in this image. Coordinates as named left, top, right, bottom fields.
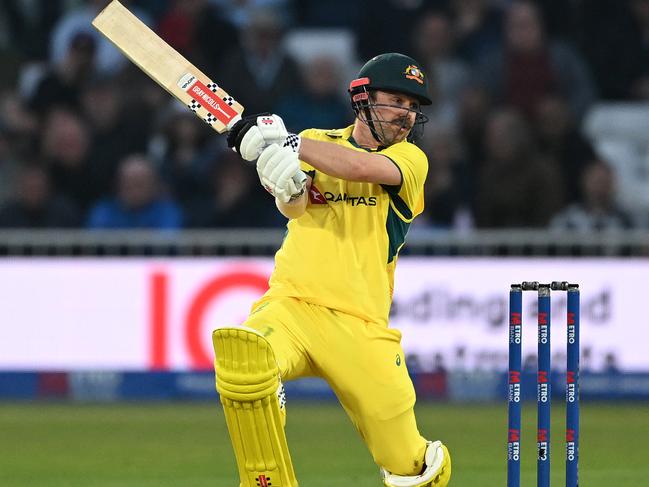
left=308, top=186, right=377, bottom=207
left=324, top=192, right=377, bottom=206
left=324, top=191, right=376, bottom=206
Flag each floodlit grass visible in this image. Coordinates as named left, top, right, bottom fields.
left=0, top=401, right=646, bottom=486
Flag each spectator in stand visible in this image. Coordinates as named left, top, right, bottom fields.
left=451, top=0, right=504, bottom=64
left=133, top=0, right=172, bottom=21
left=28, top=32, right=96, bottom=116
left=157, top=0, right=208, bottom=55
left=417, top=129, right=473, bottom=230
left=41, top=108, right=101, bottom=211
left=356, top=0, right=443, bottom=60
left=550, top=159, right=634, bottom=231
left=475, top=108, right=564, bottom=227
left=110, top=66, right=168, bottom=147
left=623, top=0, right=649, bottom=99
left=153, top=106, right=216, bottom=202
left=50, top=0, right=152, bottom=76
left=531, top=0, right=582, bottom=46
left=87, top=154, right=182, bottom=229
left=413, top=9, right=471, bottom=130
left=0, top=1, right=65, bottom=61
left=477, top=0, right=596, bottom=119
left=0, top=164, right=81, bottom=228
left=581, top=0, right=649, bottom=100
left=295, top=0, right=361, bottom=27
left=534, top=95, right=596, bottom=203
left=218, top=8, right=301, bottom=115
left=184, top=150, right=284, bottom=228
left=456, top=84, right=492, bottom=196
left=208, top=0, right=293, bottom=28
left=157, top=0, right=239, bottom=77
left=80, top=78, right=149, bottom=198
left=0, top=48, right=21, bottom=94
left=274, top=55, right=350, bottom=133
left=0, top=91, right=39, bottom=169
left=0, top=125, right=19, bottom=206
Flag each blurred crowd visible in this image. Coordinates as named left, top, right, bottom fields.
left=0, top=0, right=647, bottom=231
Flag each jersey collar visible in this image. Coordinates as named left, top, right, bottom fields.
left=325, top=125, right=354, bottom=140
left=326, top=125, right=384, bottom=152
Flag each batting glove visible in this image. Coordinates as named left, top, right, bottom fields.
left=257, top=144, right=307, bottom=203
left=227, top=114, right=301, bottom=161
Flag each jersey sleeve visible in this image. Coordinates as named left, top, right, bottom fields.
left=379, top=142, right=428, bottom=222
left=298, top=128, right=318, bottom=178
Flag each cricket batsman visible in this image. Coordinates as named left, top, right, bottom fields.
left=213, top=53, right=451, bottom=487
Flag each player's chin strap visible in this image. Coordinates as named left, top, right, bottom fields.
left=349, top=77, right=384, bottom=145
left=349, top=78, right=428, bottom=147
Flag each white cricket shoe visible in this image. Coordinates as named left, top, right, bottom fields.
left=381, top=440, right=451, bottom=487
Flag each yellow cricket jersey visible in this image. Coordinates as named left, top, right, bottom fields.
left=263, top=125, right=428, bottom=327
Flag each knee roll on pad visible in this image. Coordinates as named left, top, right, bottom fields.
left=381, top=441, right=451, bottom=487
left=213, top=326, right=297, bottom=487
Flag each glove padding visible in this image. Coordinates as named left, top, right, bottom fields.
left=257, top=144, right=307, bottom=203
left=229, top=114, right=300, bottom=161
left=226, top=115, right=259, bottom=158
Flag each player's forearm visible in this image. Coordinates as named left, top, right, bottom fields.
left=298, top=138, right=400, bottom=185
left=275, top=191, right=308, bottom=219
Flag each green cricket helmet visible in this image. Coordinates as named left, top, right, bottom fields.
left=348, top=53, right=431, bottom=146
left=349, top=53, right=432, bottom=106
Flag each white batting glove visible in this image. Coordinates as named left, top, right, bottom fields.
left=238, top=114, right=301, bottom=161
left=257, top=144, right=307, bottom=203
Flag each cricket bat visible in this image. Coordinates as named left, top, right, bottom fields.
left=92, top=0, right=243, bottom=133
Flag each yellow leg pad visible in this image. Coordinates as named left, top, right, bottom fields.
left=213, top=327, right=298, bottom=487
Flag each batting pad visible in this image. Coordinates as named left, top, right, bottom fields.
left=213, top=326, right=297, bottom=487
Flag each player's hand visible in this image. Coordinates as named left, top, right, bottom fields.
left=226, top=115, right=259, bottom=160
left=257, top=144, right=307, bottom=203
left=228, top=114, right=301, bottom=161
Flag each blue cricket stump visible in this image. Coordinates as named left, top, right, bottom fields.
left=507, top=285, right=522, bottom=487
left=537, top=285, right=551, bottom=487
left=566, top=286, right=580, bottom=487
left=507, top=281, right=579, bottom=487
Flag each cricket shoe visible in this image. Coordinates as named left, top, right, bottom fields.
left=381, top=440, right=451, bottom=487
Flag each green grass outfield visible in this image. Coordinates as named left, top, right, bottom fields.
left=0, top=401, right=646, bottom=486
